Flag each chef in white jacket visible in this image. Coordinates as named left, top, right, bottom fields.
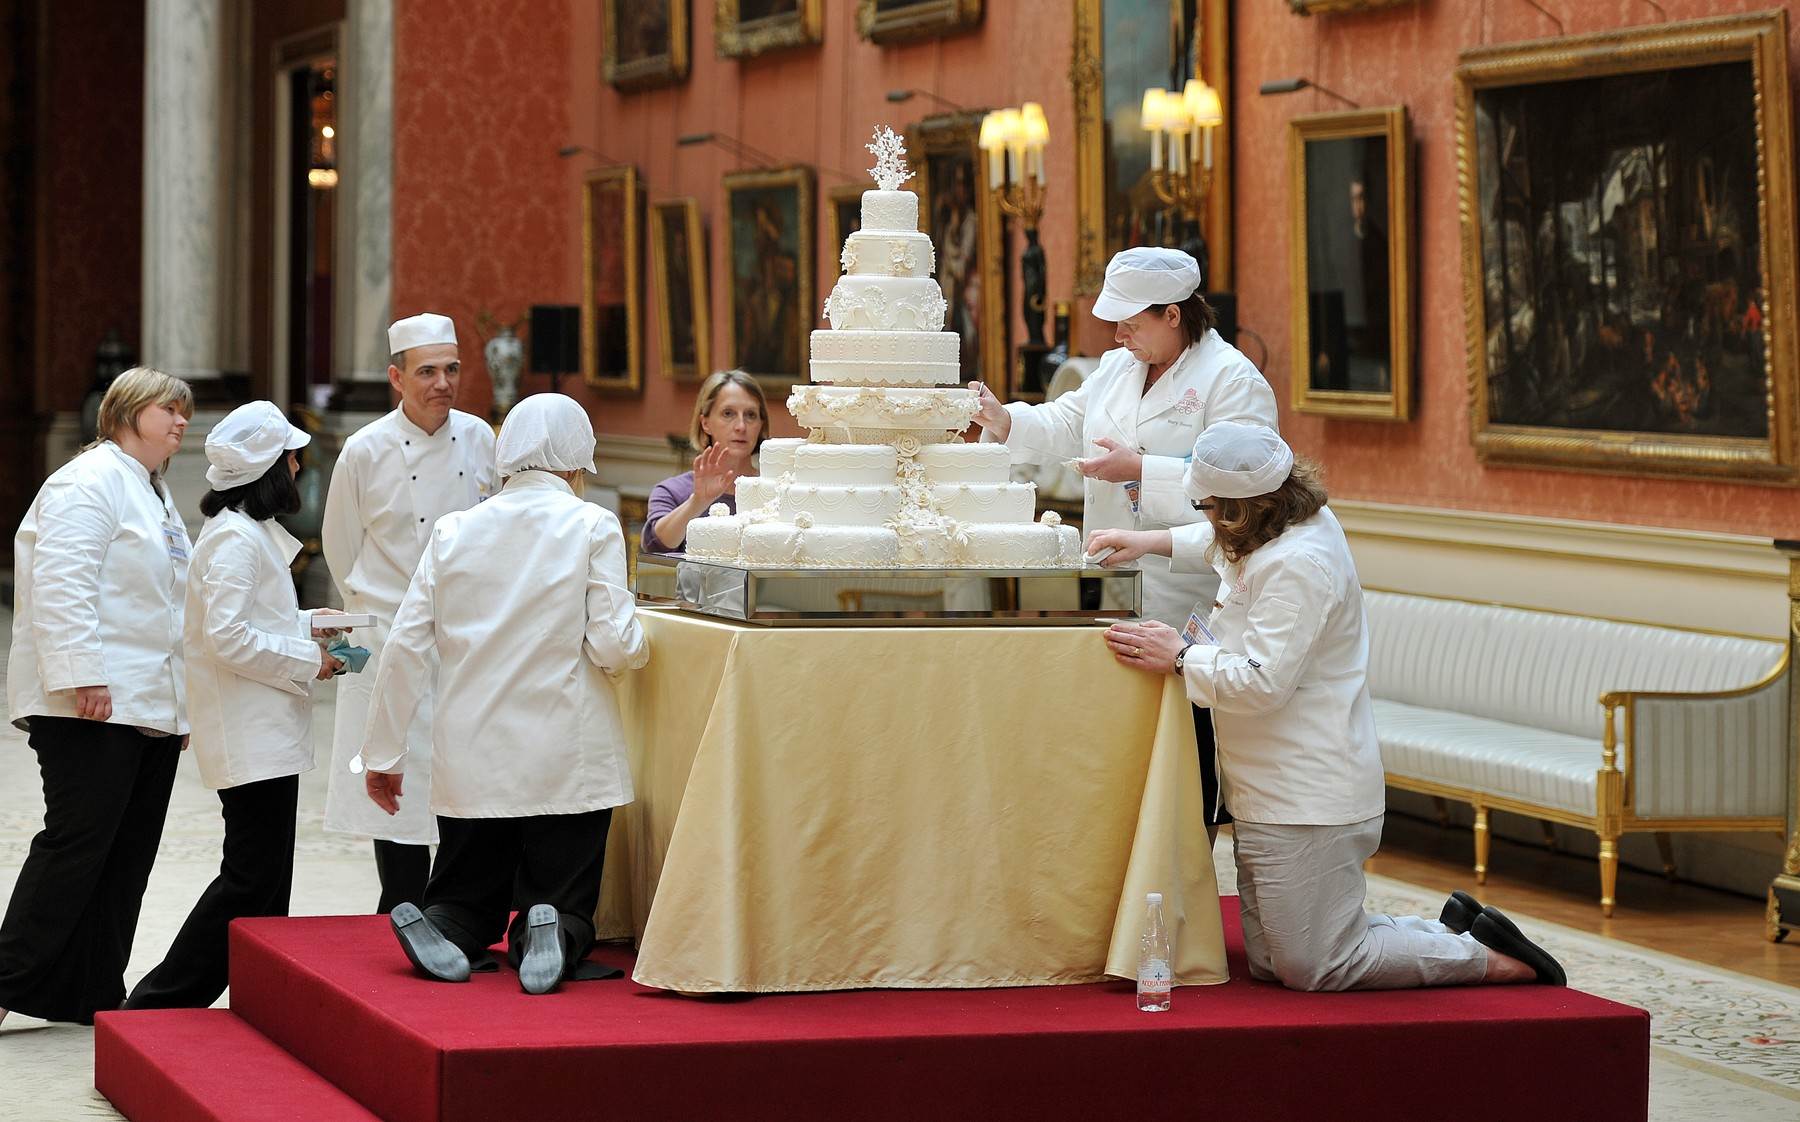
left=127, top=401, right=348, bottom=1010
left=321, top=313, right=498, bottom=912
left=1091, top=423, right=1565, bottom=992
left=972, top=246, right=1277, bottom=832
left=360, top=393, right=648, bottom=995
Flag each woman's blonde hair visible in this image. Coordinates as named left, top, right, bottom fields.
left=94, top=367, right=194, bottom=446
left=688, top=369, right=768, bottom=453
left=1207, top=457, right=1328, bottom=564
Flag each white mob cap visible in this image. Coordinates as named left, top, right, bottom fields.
left=388, top=312, right=458, bottom=355
left=1091, top=247, right=1201, bottom=322
left=1183, top=421, right=1294, bottom=501
left=205, top=400, right=310, bottom=489
left=495, top=393, right=597, bottom=476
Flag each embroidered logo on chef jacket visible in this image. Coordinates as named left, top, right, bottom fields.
left=1175, top=388, right=1202, bottom=416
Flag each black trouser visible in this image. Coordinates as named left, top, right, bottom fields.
left=373, top=839, right=431, bottom=914
left=124, top=774, right=299, bottom=1010
left=1194, top=705, right=1232, bottom=827
left=0, top=717, right=181, bottom=1023
left=421, top=809, right=612, bottom=974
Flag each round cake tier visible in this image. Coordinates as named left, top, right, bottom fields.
left=823, top=275, right=947, bottom=331
left=770, top=483, right=900, bottom=526
left=809, top=329, right=960, bottom=386
left=841, top=230, right=935, bottom=278
left=894, top=522, right=1083, bottom=568
left=792, top=442, right=896, bottom=483
left=860, top=189, right=919, bottom=233
left=741, top=523, right=900, bottom=567
left=684, top=511, right=751, bottom=560
left=735, top=476, right=780, bottom=512
left=757, top=437, right=807, bottom=477
left=929, top=482, right=1037, bottom=524
left=788, top=384, right=978, bottom=437
left=916, top=442, right=1012, bottom=484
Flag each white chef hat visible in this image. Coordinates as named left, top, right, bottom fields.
left=205, top=400, right=311, bottom=489
left=495, top=392, right=597, bottom=476
left=1182, top=421, right=1294, bottom=501
left=387, top=312, right=458, bottom=355
left=1090, top=247, right=1202, bottom=322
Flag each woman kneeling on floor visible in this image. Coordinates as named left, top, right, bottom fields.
left=1090, top=422, right=1563, bottom=992
left=359, top=393, right=649, bottom=994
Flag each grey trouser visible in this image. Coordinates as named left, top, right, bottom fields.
left=1233, top=814, right=1488, bottom=992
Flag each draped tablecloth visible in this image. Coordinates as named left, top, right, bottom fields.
left=595, top=607, right=1226, bottom=992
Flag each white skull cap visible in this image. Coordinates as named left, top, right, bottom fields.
left=204, top=400, right=311, bottom=489
left=1091, top=247, right=1201, bottom=322
left=387, top=312, right=457, bottom=355
left=1182, top=421, right=1294, bottom=501
left=495, top=392, right=597, bottom=476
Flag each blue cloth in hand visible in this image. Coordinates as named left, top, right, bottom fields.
left=326, top=633, right=371, bottom=674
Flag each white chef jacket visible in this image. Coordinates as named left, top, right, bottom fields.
left=359, top=471, right=648, bottom=818
left=990, top=329, right=1279, bottom=627
left=320, top=407, right=497, bottom=842
left=184, top=509, right=321, bottom=789
left=1169, top=507, right=1386, bottom=826
left=9, top=442, right=190, bottom=736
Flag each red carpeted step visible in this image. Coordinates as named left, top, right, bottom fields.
left=95, top=1008, right=380, bottom=1121
left=224, top=901, right=1649, bottom=1122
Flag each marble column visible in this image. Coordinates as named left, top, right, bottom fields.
left=141, top=0, right=226, bottom=392
left=331, top=0, right=396, bottom=412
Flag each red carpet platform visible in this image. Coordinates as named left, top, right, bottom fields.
left=96, top=899, right=1649, bottom=1122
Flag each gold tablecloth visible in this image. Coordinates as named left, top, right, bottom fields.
left=596, top=607, right=1226, bottom=992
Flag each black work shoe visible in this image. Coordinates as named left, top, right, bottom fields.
left=390, top=903, right=471, bottom=982
left=1439, top=890, right=1483, bottom=934
left=517, top=904, right=566, bottom=995
left=1471, top=908, right=1567, bottom=986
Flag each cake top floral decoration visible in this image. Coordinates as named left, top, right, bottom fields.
left=866, top=126, right=914, bottom=191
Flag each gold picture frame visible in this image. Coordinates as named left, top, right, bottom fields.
left=715, top=0, right=822, bottom=60
left=1289, top=0, right=1416, bottom=14
left=648, top=197, right=711, bottom=381
left=582, top=166, right=642, bottom=394
left=912, top=112, right=1008, bottom=397
left=1457, top=12, right=1799, bottom=481
left=856, top=0, right=982, bottom=45
left=825, top=183, right=865, bottom=287
left=721, top=165, right=815, bottom=387
left=1072, top=0, right=1230, bottom=296
left=603, top=0, right=689, bottom=90
left=1289, top=108, right=1412, bottom=422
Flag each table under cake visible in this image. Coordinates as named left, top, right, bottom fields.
left=594, top=607, right=1227, bottom=992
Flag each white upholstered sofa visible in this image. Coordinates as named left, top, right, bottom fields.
left=1364, top=590, right=1790, bottom=914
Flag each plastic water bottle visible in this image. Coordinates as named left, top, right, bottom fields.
left=1137, top=892, right=1172, bottom=1012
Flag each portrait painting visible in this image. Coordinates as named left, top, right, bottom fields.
left=715, top=0, right=822, bottom=59
left=856, top=0, right=982, bottom=45
left=649, top=198, right=709, bottom=380
left=825, top=183, right=864, bottom=286
left=582, top=166, right=642, bottom=393
left=603, top=0, right=688, bottom=90
left=1290, top=108, right=1412, bottom=421
left=914, top=114, right=1006, bottom=393
left=1458, top=13, right=1799, bottom=480
left=722, top=166, right=814, bottom=384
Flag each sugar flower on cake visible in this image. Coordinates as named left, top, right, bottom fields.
left=865, top=126, right=914, bottom=191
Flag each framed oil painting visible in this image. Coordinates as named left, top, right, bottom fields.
left=825, top=183, right=865, bottom=286
left=1073, top=0, right=1230, bottom=295
left=1289, top=107, right=1412, bottom=421
left=722, top=166, right=814, bottom=386
left=913, top=113, right=1007, bottom=396
left=1458, top=12, right=1799, bottom=480
left=856, top=0, right=982, bottom=45
left=649, top=198, right=710, bottom=381
left=603, top=0, right=688, bottom=90
left=715, top=0, right=822, bottom=60
left=582, top=166, right=642, bottom=393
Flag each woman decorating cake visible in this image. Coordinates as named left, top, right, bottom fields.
left=642, top=370, right=769, bottom=554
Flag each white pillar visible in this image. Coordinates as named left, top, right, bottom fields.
left=333, top=0, right=395, bottom=408
left=141, top=0, right=225, bottom=387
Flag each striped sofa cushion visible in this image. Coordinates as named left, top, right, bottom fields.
left=1372, top=698, right=1600, bottom=817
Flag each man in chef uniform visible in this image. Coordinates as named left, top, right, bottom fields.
left=321, top=313, right=498, bottom=911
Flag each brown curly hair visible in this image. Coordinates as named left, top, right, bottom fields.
left=1207, top=458, right=1328, bottom=564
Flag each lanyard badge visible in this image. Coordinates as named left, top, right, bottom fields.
left=1182, top=603, right=1218, bottom=645
left=162, top=521, right=189, bottom=563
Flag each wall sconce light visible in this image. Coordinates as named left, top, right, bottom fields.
left=1256, top=77, right=1360, bottom=108
left=980, top=102, right=1050, bottom=344
left=885, top=88, right=968, bottom=113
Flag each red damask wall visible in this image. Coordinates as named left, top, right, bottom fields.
left=1235, top=0, right=1800, bottom=536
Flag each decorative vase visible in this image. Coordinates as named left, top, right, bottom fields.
left=486, top=324, right=524, bottom=418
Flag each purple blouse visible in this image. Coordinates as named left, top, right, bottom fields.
left=642, top=471, right=738, bottom=554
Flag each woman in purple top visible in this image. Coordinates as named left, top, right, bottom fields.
left=643, top=370, right=769, bottom=553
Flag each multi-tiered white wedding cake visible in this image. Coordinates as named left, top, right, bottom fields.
left=686, top=127, right=1080, bottom=569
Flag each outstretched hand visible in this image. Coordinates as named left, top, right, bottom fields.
left=692, top=443, right=746, bottom=507
left=970, top=382, right=1011, bottom=439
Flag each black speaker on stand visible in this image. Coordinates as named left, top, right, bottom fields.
left=529, top=305, right=581, bottom=392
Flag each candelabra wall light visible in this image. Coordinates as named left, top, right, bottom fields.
left=979, top=102, right=1049, bottom=345
left=1140, top=78, right=1223, bottom=224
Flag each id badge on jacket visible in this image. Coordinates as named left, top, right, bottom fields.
left=162, top=521, right=189, bottom=563
left=1123, top=480, right=1142, bottom=516
left=1182, top=601, right=1218, bottom=645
